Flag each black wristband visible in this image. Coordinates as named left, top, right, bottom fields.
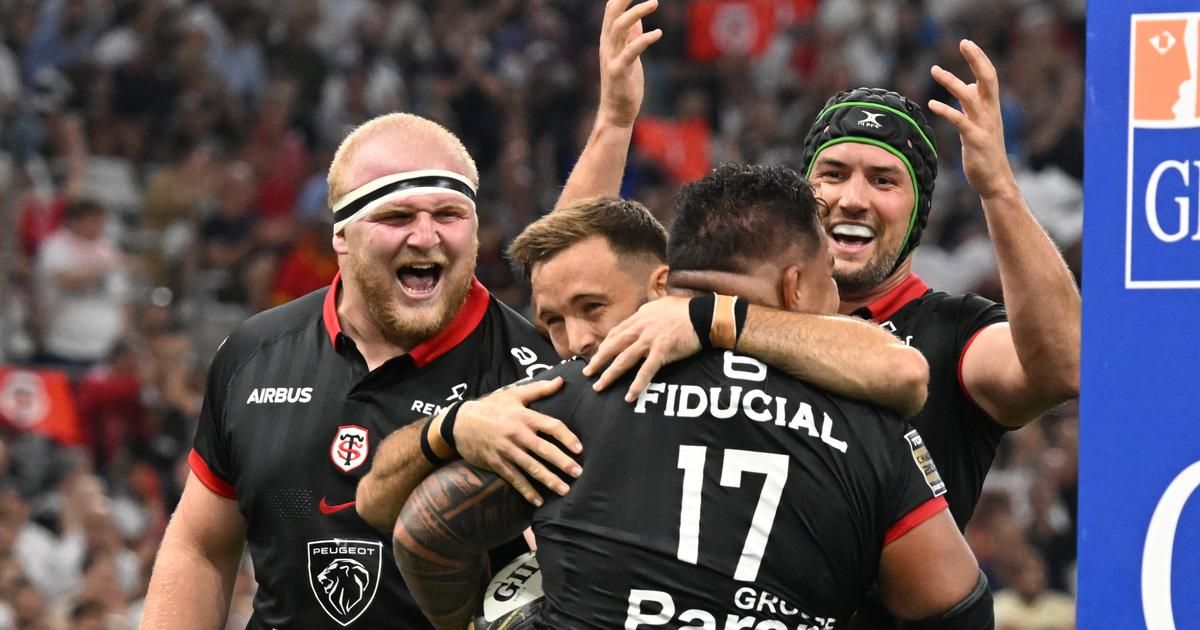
left=419, top=417, right=448, bottom=466
left=689, top=293, right=716, bottom=349
left=439, top=401, right=463, bottom=451
left=732, top=296, right=749, bottom=347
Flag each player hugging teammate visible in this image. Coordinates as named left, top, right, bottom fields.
left=142, top=0, right=1078, bottom=628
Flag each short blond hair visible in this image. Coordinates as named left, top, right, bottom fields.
left=508, top=197, right=667, bottom=279
left=326, top=113, right=479, bottom=207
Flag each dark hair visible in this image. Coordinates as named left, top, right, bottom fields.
left=508, top=197, right=667, bottom=278
left=800, top=86, right=938, bottom=263
left=71, top=599, right=107, bottom=621
left=63, top=199, right=104, bottom=222
left=668, top=163, right=824, bottom=273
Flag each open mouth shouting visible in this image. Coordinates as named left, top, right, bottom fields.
left=396, top=262, right=443, bottom=299
left=827, top=223, right=876, bottom=257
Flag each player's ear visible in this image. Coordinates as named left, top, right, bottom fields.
left=332, top=229, right=350, bottom=255
left=781, top=264, right=805, bottom=312
left=646, top=264, right=670, bottom=299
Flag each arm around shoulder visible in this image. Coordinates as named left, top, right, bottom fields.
left=738, top=306, right=929, bottom=417
left=141, top=473, right=247, bottom=629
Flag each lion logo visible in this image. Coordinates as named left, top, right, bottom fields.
left=307, top=539, right=383, bottom=626
left=317, top=559, right=371, bottom=616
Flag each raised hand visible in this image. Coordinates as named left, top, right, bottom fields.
left=598, top=0, right=663, bottom=128
left=928, top=39, right=1018, bottom=199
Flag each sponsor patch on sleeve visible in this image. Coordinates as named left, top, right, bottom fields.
left=905, top=429, right=946, bottom=496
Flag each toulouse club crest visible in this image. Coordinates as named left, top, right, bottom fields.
left=330, top=425, right=369, bottom=473
left=307, top=538, right=383, bottom=626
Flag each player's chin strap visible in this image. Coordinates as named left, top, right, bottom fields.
left=331, top=169, right=478, bottom=233
left=907, top=570, right=994, bottom=630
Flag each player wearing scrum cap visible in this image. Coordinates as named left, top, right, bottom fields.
left=142, top=113, right=564, bottom=629
left=563, top=23, right=1080, bottom=530
left=561, top=30, right=1078, bottom=630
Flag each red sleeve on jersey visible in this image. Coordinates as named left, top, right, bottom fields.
left=956, top=323, right=994, bottom=408
left=884, top=496, right=948, bottom=546
left=188, top=448, right=237, bottom=500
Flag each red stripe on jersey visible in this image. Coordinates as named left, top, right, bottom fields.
left=884, top=496, right=948, bottom=546
left=956, top=323, right=1015, bottom=431
left=188, top=449, right=237, bottom=500
left=322, top=271, right=342, bottom=347
left=409, top=277, right=491, bottom=367
left=861, top=273, right=930, bottom=323
left=322, top=273, right=491, bottom=364
left=955, top=324, right=993, bottom=408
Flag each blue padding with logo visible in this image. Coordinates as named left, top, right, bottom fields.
left=1082, top=2, right=1200, bottom=628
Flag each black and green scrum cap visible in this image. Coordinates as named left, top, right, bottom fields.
left=800, top=87, right=939, bottom=264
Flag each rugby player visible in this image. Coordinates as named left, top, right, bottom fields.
left=141, top=114, right=564, bottom=629
left=567, top=0, right=1080, bottom=531
left=352, top=0, right=932, bottom=533
left=508, top=197, right=929, bottom=415
left=393, top=164, right=993, bottom=630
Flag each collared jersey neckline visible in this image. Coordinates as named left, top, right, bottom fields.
left=321, top=271, right=491, bottom=367
left=852, top=273, right=931, bottom=323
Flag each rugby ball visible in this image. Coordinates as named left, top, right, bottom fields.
left=476, top=551, right=543, bottom=625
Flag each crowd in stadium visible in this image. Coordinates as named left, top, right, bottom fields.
left=0, top=0, right=1083, bottom=628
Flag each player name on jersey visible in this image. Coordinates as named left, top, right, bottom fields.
left=633, top=381, right=849, bottom=454
left=626, top=586, right=835, bottom=630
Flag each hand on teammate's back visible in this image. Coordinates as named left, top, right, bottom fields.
left=584, top=296, right=702, bottom=402
left=453, top=377, right=584, bottom=506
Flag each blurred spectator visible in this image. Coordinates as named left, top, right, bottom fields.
left=68, top=599, right=109, bottom=630
left=270, top=220, right=337, bottom=306
left=0, top=483, right=76, bottom=603
left=8, top=579, right=50, bottom=630
left=33, top=199, right=130, bottom=371
left=77, top=342, right=147, bottom=477
left=994, top=547, right=1075, bottom=630
left=219, top=7, right=268, bottom=109
left=140, top=138, right=220, bottom=286
left=0, top=41, right=18, bottom=120
left=22, top=0, right=104, bottom=82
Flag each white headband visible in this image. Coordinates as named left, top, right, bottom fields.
left=332, top=169, right=478, bottom=233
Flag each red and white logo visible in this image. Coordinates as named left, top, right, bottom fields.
left=330, top=425, right=369, bottom=473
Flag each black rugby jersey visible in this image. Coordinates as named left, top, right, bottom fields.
left=190, top=273, right=557, bottom=629
left=850, top=273, right=1008, bottom=529
left=523, top=351, right=948, bottom=630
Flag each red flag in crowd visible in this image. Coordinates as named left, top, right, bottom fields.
left=0, top=367, right=86, bottom=445
left=687, top=0, right=814, bottom=62
left=688, top=0, right=778, bottom=62
left=633, top=117, right=713, bottom=185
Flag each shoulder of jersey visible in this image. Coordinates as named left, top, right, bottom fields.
left=490, top=295, right=540, bottom=334
left=917, top=289, right=995, bottom=313
left=489, top=295, right=558, bottom=353
left=219, top=289, right=326, bottom=358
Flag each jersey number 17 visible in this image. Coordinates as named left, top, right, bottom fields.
left=676, top=445, right=789, bottom=583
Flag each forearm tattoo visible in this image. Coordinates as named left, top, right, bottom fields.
left=393, top=461, right=535, bottom=629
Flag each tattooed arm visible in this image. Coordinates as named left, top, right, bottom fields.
left=393, top=460, right=536, bottom=629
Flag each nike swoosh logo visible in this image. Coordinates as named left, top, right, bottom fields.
left=318, top=498, right=356, bottom=515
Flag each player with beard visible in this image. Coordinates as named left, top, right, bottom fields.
left=350, top=0, right=932, bottom=540
left=563, top=22, right=1079, bottom=628
left=142, top=114, right=567, bottom=629
left=562, top=4, right=1079, bottom=532
left=392, top=164, right=994, bottom=630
